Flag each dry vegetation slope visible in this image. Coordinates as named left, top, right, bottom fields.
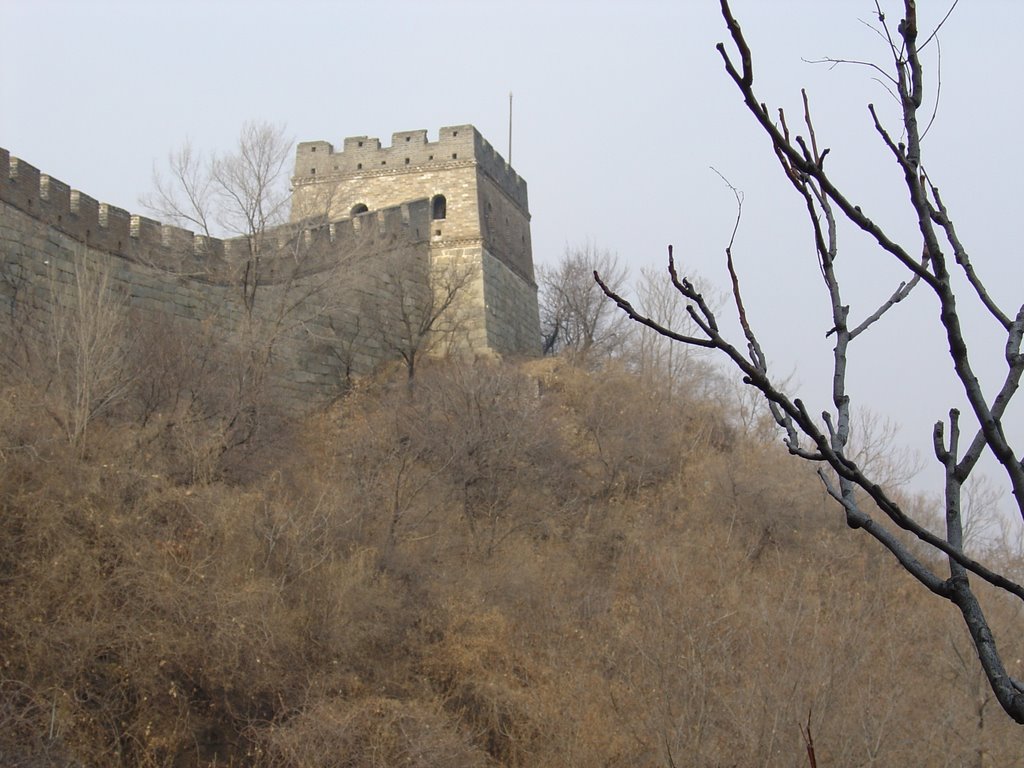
left=1, top=354, right=1022, bottom=767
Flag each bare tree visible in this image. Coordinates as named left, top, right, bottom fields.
left=402, top=359, right=564, bottom=556
left=141, top=122, right=354, bottom=477
left=598, top=1, right=1024, bottom=722
left=629, top=265, right=719, bottom=400
left=42, top=249, right=134, bottom=452
left=145, top=120, right=291, bottom=241
left=144, top=120, right=292, bottom=310
left=364, top=248, right=479, bottom=382
left=539, top=243, right=628, bottom=363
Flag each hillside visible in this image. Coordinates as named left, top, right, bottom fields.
left=2, top=353, right=1021, bottom=767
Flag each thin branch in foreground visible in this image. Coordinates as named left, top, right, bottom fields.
left=919, top=0, right=962, bottom=51
left=803, top=56, right=897, bottom=87
left=616, top=0, right=1024, bottom=724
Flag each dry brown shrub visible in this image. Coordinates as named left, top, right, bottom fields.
left=582, top=476, right=1024, bottom=768
left=537, top=359, right=730, bottom=498
left=255, top=696, right=488, bottom=768
left=0, top=404, right=430, bottom=765
left=127, top=313, right=300, bottom=487
left=4, top=354, right=1024, bottom=766
left=400, top=359, right=575, bottom=556
left=418, top=604, right=553, bottom=766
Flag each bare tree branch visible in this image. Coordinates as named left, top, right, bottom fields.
left=604, top=0, right=1024, bottom=722
left=540, top=244, right=630, bottom=363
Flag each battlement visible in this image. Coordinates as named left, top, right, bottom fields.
left=1, top=147, right=430, bottom=275
left=1, top=128, right=540, bottom=383
left=293, top=125, right=528, bottom=211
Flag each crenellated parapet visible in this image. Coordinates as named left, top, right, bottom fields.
left=1, top=147, right=431, bottom=278
left=292, top=125, right=528, bottom=211
left=0, top=147, right=443, bottom=401
left=288, top=125, right=540, bottom=357
left=3, top=147, right=194, bottom=265
left=1, top=126, right=540, bottom=396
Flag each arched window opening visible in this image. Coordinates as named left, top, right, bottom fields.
left=431, top=194, right=447, bottom=220
left=351, top=203, right=369, bottom=216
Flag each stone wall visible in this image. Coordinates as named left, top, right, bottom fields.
left=477, top=172, right=534, bottom=283
left=481, top=248, right=542, bottom=354
left=291, top=126, right=541, bottom=357
left=0, top=126, right=542, bottom=406
left=292, top=126, right=528, bottom=212
left=0, top=147, right=437, bottom=403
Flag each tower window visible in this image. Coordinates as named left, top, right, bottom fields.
left=351, top=203, right=369, bottom=216
left=357, top=163, right=363, bottom=170
left=431, top=194, right=447, bottom=220
left=310, top=167, right=316, bottom=175
left=451, top=153, right=458, bottom=160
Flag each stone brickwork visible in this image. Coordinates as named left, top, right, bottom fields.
left=291, top=125, right=540, bottom=357
left=0, top=126, right=541, bottom=403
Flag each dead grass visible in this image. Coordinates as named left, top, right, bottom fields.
left=0, top=358, right=1021, bottom=766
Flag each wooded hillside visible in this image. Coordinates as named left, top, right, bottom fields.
left=2, top=349, right=1020, bottom=766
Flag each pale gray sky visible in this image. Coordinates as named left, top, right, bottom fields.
left=3, top=0, right=1022, bottom=515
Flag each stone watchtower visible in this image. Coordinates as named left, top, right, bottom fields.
left=289, top=125, right=540, bottom=357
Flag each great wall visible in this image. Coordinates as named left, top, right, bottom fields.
left=0, top=125, right=541, bottom=401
